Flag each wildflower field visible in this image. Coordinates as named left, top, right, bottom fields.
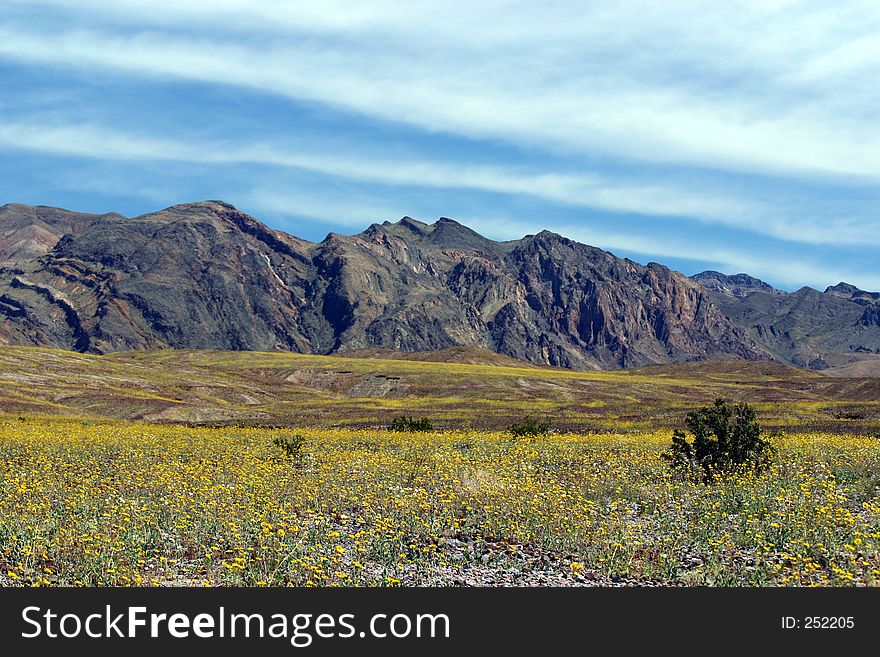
left=1, top=416, right=878, bottom=587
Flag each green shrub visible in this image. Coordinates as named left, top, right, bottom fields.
left=662, top=398, right=774, bottom=482
left=388, top=416, right=434, bottom=432
left=272, top=434, right=306, bottom=460
left=507, top=416, right=552, bottom=438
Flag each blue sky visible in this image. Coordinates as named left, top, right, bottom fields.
left=1, top=1, right=879, bottom=291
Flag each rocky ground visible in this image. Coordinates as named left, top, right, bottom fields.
left=363, top=536, right=670, bottom=587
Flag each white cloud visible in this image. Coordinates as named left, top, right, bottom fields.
left=2, top=3, right=880, bottom=180
left=2, top=118, right=876, bottom=247
left=0, top=120, right=771, bottom=227
left=239, top=188, right=402, bottom=229
left=11, top=123, right=875, bottom=291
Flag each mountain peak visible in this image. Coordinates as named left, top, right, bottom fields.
left=425, top=217, right=499, bottom=251
left=391, top=216, right=431, bottom=235
left=692, top=270, right=780, bottom=298
left=368, top=215, right=498, bottom=252
left=825, top=281, right=880, bottom=305
left=523, top=229, right=571, bottom=247
left=159, top=200, right=240, bottom=214
left=825, top=282, right=862, bottom=296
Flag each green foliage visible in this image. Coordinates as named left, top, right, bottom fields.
left=507, top=416, right=552, bottom=438
left=663, top=398, right=774, bottom=482
left=272, top=434, right=306, bottom=460
left=388, top=416, right=434, bottom=432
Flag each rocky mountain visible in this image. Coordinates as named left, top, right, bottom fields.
left=692, top=272, right=880, bottom=369
left=0, top=200, right=877, bottom=371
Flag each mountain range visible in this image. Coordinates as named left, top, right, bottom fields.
left=1, top=200, right=878, bottom=372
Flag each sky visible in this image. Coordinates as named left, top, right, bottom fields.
left=1, top=1, right=879, bottom=291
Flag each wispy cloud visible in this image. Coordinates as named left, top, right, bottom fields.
left=239, top=188, right=403, bottom=230
left=2, top=5, right=880, bottom=180
left=3, top=118, right=877, bottom=247
left=0, top=120, right=769, bottom=228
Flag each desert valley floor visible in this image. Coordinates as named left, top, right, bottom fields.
left=0, top=346, right=878, bottom=586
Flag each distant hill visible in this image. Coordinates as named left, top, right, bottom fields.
left=1, top=200, right=878, bottom=371
left=0, top=345, right=877, bottom=431
left=691, top=272, right=880, bottom=370
left=690, top=270, right=782, bottom=298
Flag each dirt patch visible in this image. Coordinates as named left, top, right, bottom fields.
left=347, top=374, right=408, bottom=398
left=284, top=369, right=360, bottom=392
left=142, top=406, right=270, bottom=423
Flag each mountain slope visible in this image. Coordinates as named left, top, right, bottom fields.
left=0, top=201, right=323, bottom=353
left=0, top=203, right=124, bottom=265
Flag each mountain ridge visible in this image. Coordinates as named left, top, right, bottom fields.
left=0, top=200, right=877, bottom=372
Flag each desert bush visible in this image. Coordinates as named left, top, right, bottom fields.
left=507, top=416, right=552, bottom=438
left=388, top=416, right=434, bottom=432
left=662, top=398, right=774, bottom=482
left=272, top=434, right=307, bottom=460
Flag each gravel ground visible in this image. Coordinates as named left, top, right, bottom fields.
left=364, top=536, right=671, bottom=587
